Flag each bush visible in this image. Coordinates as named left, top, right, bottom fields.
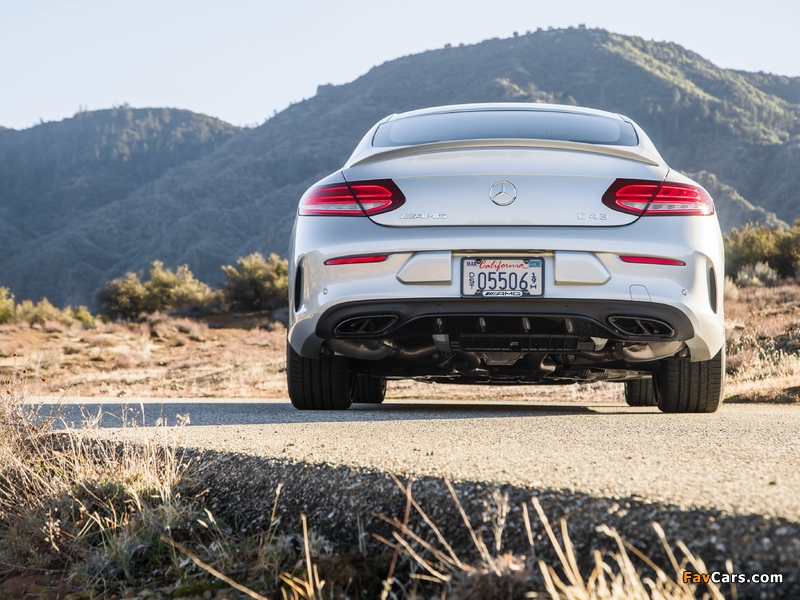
left=0, top=290, right=96, bottom=328
left=142, top=261, right=211, bottom=314
left=96, top=272, right=148, bottom=321
left=71, top=305, right=96, bottom=328
left=723, top=276, right=740, bottom=301
left=735, top=262, right=780, bottom=287
left=724, top=219, right=800, bottom=279
left=96, top=262, right=212, bottom=320
left=776, top=228, right=800, bottom=279
left=221, top=252, right=288, bottom=311
left=0, top=287, right=14, bottom=324
left=15, top=298, right=62, bottom=326
left=724, top=224, right=782, bottom=277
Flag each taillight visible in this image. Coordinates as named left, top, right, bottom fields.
left=619, top=255, right=686, bottom=266
left=324, top=255, right=388, bottom=265
left=603, top=179, right=714, bottom=217
left=299, top=179, right=405, bottom=216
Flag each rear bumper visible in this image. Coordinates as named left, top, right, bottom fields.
left=288, top=216, right=725, bottom=362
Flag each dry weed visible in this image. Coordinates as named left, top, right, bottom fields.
left=0, top=314, right=288, bottom=398
left=377, top=475, right=725, bottom=600
left=724, top=283, right=800, bottom=402
left=0, top=359, right=361, bottom=599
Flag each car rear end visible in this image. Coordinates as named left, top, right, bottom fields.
left=287, top=104, right=725, bottom=412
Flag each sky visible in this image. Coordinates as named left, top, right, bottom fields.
left=2, top=0, right=799, bottom=130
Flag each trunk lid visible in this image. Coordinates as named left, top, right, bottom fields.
left=343, top=146, right=668, bottom=227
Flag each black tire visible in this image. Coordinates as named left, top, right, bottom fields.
left=656, top=348, right=725, bottom=414
left=352, top=375, right=387, bottom=404
left=286, top=343, right=353, bottom=410
left=624, top=377, right=657, bottom=407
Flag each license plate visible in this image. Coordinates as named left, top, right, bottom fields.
left=461, top=257, right=544, bottom=297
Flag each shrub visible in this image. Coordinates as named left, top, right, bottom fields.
left=96, top=262, right=211, bottom=320
left=96, top=272, right=148, bottom=321
left=221, top=252, right=288, bottom=311
left=0, top=287, right=14, bottom=324
left=142, top=261, right=211, bottom=314
left=735, top=262, right=780, bottom=287
left=724, top=219, right=800, bottom=279
left=776, top=228, right=800, bottom=280
left=0, top=291, right=96, bottom=327
left=71, top=305, right=96, bottom=328
left=15, top=298, right=62, bottom=326
left=723, top=276, right=740, bottom=301
left=724, top=224, right=782, bottom=277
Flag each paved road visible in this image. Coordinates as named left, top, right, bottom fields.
left=38, top=397, right=800, bottom=520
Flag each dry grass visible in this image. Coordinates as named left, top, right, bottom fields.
left=724, top=282, right=800, bottom=403
left=0, top=313, right=289, bottom=400
left=386, top=379, right=624, bottom=404
left=373, top=475, right=725, bottom=600
left=0, top=363, right=339, bottom=599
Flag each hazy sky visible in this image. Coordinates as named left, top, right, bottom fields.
left=2, top=0, right=799, bottom=130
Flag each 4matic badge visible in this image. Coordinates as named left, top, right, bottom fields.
left=400, top=213, right=447, bottom=219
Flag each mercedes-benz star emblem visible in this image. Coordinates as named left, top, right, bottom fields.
left=489, top=180, right=517, bottom=206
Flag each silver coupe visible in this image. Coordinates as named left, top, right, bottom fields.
left=286, top=103, right=725, bottom=412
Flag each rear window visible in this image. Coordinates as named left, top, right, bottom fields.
left=373, top=110, right=638, bottom=147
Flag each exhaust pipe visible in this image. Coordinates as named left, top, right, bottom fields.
left=326, top=339, right=436, bottom=361
left=607, top=316, right=675, bottom=338
left=327, top=339, right=394, bottom=360
left=334, top=315, right=399, bottom=336
left=618, top=341, right=685, bottom=362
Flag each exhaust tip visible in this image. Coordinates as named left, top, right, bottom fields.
left=334, top=314, right=399, bottom=337
left=608, top=316, right=674, bottom=338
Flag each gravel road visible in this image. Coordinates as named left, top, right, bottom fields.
left=46, top=397, right=800, bottom=521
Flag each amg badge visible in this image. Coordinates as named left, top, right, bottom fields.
left=400, top=213, right=447, bottom=219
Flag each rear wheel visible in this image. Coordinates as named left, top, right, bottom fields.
left=352, top=375, right=387, bottom=404
left=656, top=348, right=725, bottom=414
left=624, top=377, right=657, bottom=407
left=286, top=343, right=352, bottom=410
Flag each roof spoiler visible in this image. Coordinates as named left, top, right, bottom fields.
left=347, top=138, right=661, bottom=168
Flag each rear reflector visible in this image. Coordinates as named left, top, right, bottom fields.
left=603, top=179, right=714, bottom=217
left=324, top=255, right=389, bottom=265
left=299, top=179, right=405, bottom=216
left=619, top=255, right=686, bottom=266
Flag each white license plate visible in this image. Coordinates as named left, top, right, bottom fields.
left=461, top=257, right=544, bottom=297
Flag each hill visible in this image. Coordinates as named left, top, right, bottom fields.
left=736, top=71, right=800, bottom=105
left=0, top=107, right=241, bottom=303
left=1, top=28, right=798, bottom=307
left=686, top=171, right=787, bottom=231
left=0, top=106, right=240, bottom=242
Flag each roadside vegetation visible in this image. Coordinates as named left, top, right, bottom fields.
left=0, top=289, right=95, bottom=329
left=719, top=221, right=800, bottom=403
left=724, top=219, right=800, bottom=281
left=0, top=369, right=324, bottom=599
left=95, top=253, right=288, bottom=321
